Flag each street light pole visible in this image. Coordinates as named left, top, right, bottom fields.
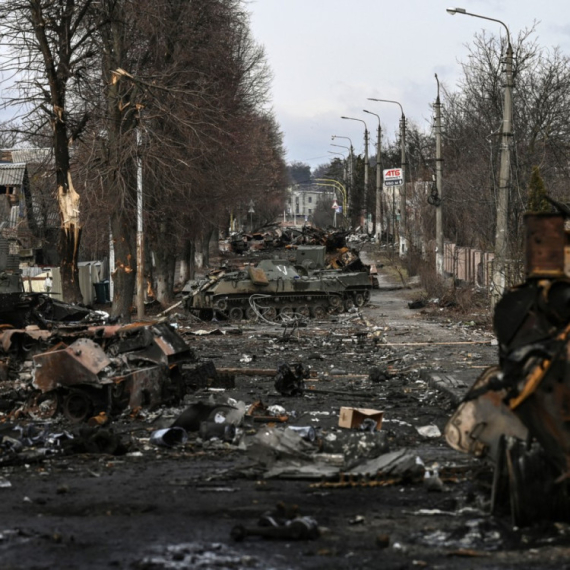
left=328, top=150, right=349, bottom=195
left=434, top=74, right=444, bottom=277
left=367, top=98, right=407, bottom=255
left=363, top=109, right=382, bottom=240
left=332, top=135, right=354, bottom=217
left=341, top=116, right=369, bottom=230
left=447, top=6, right=512, bottom=304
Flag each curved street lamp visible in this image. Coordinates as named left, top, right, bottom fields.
left=332, top=135, right=354, bottom=206
left=341, top=116, right=370, bottom=228
left=367, top=98, right=407, bottom=255
left=363, top=110, right=382, bottom=239
left=447, top=7, right=513, bottom=304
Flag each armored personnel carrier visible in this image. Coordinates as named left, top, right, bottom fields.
left=184, top=257, right=372, bottom=321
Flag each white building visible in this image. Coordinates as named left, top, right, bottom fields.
left=286, top=185, right=335, bottom=222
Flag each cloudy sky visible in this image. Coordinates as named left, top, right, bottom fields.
left=248, top=0, right=570, bottom=169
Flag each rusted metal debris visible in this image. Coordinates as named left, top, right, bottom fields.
left=0, top=316, right=210, bottom=423
left=445, top=212, right=570, bottom=525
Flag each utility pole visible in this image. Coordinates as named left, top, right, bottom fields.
left=136, top=127, right=144, bottom=320
left=367, top=99, right=407, bottom=255
left=364, top=109, right=382, bottom=240
left=434, top=74, right=444, bottom=276
left=341, top=117, right=369, bottom=229
left=332, top=136, right=354, bottom=220
left=446, top=7, right=513, bottom=304
left=493, top=41, right=513, bottom=304
left=399, top=114, right=407, bottom=256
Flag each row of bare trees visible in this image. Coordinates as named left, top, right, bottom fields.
left=0, top=0, right=288, bottom=319
left=312, top=27, right=570, bottom=272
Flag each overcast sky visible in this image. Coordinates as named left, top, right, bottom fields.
left=248, top=0, right=570, bottom=169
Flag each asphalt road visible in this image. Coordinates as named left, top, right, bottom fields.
left=0, top=261, right=568, bottom=570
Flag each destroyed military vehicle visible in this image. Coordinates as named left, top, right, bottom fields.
left=445, top=210, right=570, bottom=526
left=184, top=257, right=372, bottom=321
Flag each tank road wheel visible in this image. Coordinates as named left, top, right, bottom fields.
left=229, top=307, right=244, bottom=322
left=311, top=305, right=327, bottom=319
left=214, top=298, right=228, bottom=312
left=363, top=290, right=371, bottom=303
left=280, top=306, right=294, bottom=318
left=297, top=305, right=310, bottom=318
left=328, top=295, right=343, bottom=310
left=354, top=292, right=365, bottom=307
left=245, top=306, right=258, bottom=321
left=262, top=306, right=277, bottom=321
left=63, top=390, right=93, bottom=423
left=344, top=297, right=355, bottom=311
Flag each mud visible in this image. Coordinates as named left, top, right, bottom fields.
left=0, top=253, right=568, bottom=570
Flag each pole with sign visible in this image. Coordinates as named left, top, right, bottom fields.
left=332, top=200, right=338, bottom=227
left=383, top=168, right=404, bottom=253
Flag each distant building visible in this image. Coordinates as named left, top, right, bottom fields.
left=285, top=185, right=335, bottom=223
left=0, top=148, right=59, bottom=265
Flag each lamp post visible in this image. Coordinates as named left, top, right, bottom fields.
left=341, top=116, right=369, bottom=230
left=331, top=144, right=350, bottom=188
left=332, top=135, right=354, bottom=215
left=363, top=109, right=382, bottom=240
left=447, top=6, right=512, bottom=304
left=434, top=74, right=444, bottom=277
left=367, top=98, right=407, bottom=255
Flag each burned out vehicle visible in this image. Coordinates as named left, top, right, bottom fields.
left=184, top=257, right=372, bottom=321
left=445, top=211, right=570, bottom=525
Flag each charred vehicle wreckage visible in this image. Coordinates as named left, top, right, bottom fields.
left=446, top=211, right=570, bottom=525
left=0, top=317, right=215, bottom=424
left=184, top=245, right=375, bottom=322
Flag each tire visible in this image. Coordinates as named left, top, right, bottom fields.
left=262, top=306, right=277, bottom=320
left=354, top=293, right=365, bottom=307
left=297, top=305, right=310, bottom=318
left=228, top=306, right=244, bottom=321
left=328, top=295, right=342, bottom=309
left=280, top=306, right=294, bottom=318
left=311, top=305, right=327, bottom=319
left=63, top=390, right=93, bottom=423
left=245, top=306, right=257, bottom=321
left=214, top=298, right=228, bottom=311
left=344, top=297, right=355, bottom=311
left=363, top=290, right=371, bottom=302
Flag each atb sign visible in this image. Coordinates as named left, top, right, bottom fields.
left=383, top=168, right=403, bottom=187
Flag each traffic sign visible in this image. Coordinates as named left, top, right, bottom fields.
left=331, top=200, right=338, bottom=209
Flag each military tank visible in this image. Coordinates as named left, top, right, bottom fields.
left=184, top=257, right=372, bottom=321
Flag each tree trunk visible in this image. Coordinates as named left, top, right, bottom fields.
left=187, top=240, right=196, bottom=280
left=110, top=209, right=136, bottom=322
left=153, top=248, right=175, bottom=306
left=202, top=227, right=214, bottom=268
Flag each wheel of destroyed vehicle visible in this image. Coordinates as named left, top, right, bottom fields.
left=245, top=306, right=258, bottom=321
left=297, top=305, right=310, bottom=318
left=344, top=297, right=355, bottom=311
left=279, top=306, right=294, bottom=318
left=354, top=292, right=365, bottom=307
left=311, top=305, right=327, bottom=319
left=63, top=390, right=93, bottom=423
left=328, top=295, right=343, bottom=309
left=228, top=306, right=244, bottom=321
left=214, top=298, right=228, bottom=311
left=363, top=290, right=371, bottom=303
left=262, top=306, right=277, bottom=321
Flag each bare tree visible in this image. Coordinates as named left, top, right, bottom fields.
left=0, top=0, right=100, bottom=302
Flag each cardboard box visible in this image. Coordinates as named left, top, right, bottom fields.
left=338, top=407, right=383, bottom=430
